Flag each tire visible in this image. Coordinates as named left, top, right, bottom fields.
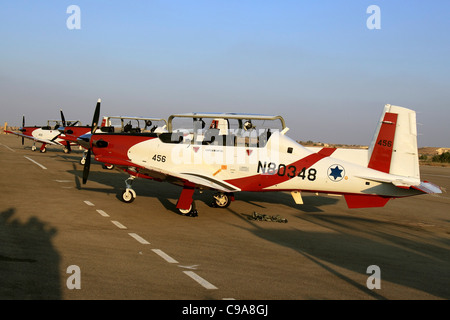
left=178, top=205, right=192, bottom=215
left=122, top=189, right=136, bottom=203
left=213, top=193, right=231, bottom=208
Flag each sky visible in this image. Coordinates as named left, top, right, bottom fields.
left=1, top=0, right=449, bottom=147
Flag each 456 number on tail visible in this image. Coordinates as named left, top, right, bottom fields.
left=257, top=161, right=317, bottom=181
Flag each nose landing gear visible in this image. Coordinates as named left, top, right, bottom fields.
left=121, top=176, right=137, bottom=203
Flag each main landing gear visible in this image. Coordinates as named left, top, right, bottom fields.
left=31, top=143, right=47, bottom=153
left=211, top=192, right=233, bottom=208
left=118, top=176, right=232, bottom=218
left=178, top=204, right=198, bottom=217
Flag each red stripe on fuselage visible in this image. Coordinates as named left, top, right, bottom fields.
left=92, top=134, right=156, bottom=162
left=21, top=127, right=39, bottom=137
left=225, top=147, right=336, bottom=191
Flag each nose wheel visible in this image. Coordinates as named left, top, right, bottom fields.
left=80, top=151, right=87, bottom=165
left=122, top=188, right=136, bottom=203
left=121, top=176, right=137, bottom=203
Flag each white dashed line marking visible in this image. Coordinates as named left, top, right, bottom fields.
left=152, top=249, right=179, bottom=264
left=128, top=233, right=150, bottom=244
left=96, top=209, right=110, bottom=217
left=84, top=200, right=95, bottom=206
left=183, top=271, right=218, bottom=290
left=1, top=144, right=15, bottom=152
left=178, top=265, right=199, bottom=270
left=111, top=220, right=127, bottom=229
left=24, top=156, right=47, bottom=169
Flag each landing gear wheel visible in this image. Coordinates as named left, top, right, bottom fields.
left=121, top=189, right=136, bottom=203
left=178, top=205, right=192, bottom=215
left=64, top=148, right=69, bottom=154
left=213, top=192, right=231, bottom=208
left=102, top=164, right=114, bottom=170
left=31, top=146, right=36, bottom=151
left=40, top=147, right=46, bottom=153
left=178, top=204, right=198, bottom=217
left=80, top=157, right=86, bottom=165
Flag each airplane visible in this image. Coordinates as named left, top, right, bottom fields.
left=78, top=99, right=442, bottom=217
left=5, top=112, right=83, bottom=153
left=60, top=112, right=168, bottom=165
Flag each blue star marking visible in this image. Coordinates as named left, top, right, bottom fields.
left=329, top=166, right=343, bottom=180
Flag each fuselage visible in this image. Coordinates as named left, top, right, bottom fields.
left=89, top=130, right=423, bottom=198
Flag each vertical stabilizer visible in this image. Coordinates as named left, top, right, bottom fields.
left=368, top=104, right=420, bottom=179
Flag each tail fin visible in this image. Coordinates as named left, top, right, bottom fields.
left=368, top=104, right=420, bottom=179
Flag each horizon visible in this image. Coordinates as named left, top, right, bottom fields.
left=1, top=1, right=449, bottom=148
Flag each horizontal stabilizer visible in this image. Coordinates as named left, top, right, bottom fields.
left=344, top=194, right=390, bottom=209
left=412, top=181, right=442, bottom=194
left=356, top=174, right=419, bottom=188
left=356, top=174, right=442, bottom=195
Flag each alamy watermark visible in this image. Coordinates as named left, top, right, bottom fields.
left=66, top=265, right=81, bottom=289
left=66, top=5, right=81, bottom=30
left=367, top=5, right=381, bottom=30
left=366, top=265, right=381, bottom=289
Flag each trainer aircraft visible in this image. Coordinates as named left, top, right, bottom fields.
left=78, top=99, right=442, bottom=216
left=5, top=112, right=83, bottom=153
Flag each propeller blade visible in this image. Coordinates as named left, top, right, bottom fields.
left=82, top=149, right=91, bottom=184
left=60, top=109, right=66, bottom=127
left=83, top=99, right=101, bottom=184
left=21, top=115, right=25, bottom=145
left=91, top=99, right=101, bottom=134
left=66, top=141, right=71, bottom=153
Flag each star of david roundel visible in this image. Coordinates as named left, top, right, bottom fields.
left=327, top=164, right=345, bottom=182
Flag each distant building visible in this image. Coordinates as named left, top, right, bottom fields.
left=436, top=148, right=450, bottom=155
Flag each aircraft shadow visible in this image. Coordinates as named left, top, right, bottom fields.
left=244, top=211, right=450, bottom=299
left=233, top=191, right=340, bottom=213
left=0, top=208, right=60, bottom=299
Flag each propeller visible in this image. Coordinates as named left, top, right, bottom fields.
left=59, top=109, right=71, bottom=153
left=21, top=115, right=25, bottom=145
left=82, top=99, right=101, bottom=184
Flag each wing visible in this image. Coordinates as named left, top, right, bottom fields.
left=5, top=130, right=63, bottom=146
left=94, top=155, right=240, bottom=193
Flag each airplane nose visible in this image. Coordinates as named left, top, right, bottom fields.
left=77, top=133, right=92, bottom=149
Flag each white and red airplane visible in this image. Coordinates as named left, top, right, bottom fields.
left=5, top=111, right=87, bottom=153
left=62, top=109, right=168, bottom=165
left=79, top=99, right=442, bottom=216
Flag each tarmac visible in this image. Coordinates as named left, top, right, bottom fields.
left=0, top=133, right=449, bottom=300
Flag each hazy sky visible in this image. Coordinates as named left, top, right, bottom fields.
left=1, top=1, right=449, bottom=147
